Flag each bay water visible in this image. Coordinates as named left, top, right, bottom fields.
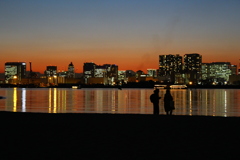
left=0, top=88, right=240, bottom=117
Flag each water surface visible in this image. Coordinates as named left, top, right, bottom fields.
left=0, top=88, right=240, bottom=117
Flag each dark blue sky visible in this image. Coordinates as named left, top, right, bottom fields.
left=1, top=0, right=240, bottom=72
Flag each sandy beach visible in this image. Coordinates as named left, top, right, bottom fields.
left=1, top=111, right=240, bottom=159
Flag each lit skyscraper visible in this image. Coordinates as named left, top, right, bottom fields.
left=184, top=53, right=202, bottom=84
left=159, top=54, right=182, bottom=76
left=159, top=54, right=183, bottom=82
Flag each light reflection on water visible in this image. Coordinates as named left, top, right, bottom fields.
left=0, top=88, right=240, bottom=117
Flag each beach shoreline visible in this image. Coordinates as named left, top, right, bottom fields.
left=1, top=111, right=239, bottom=159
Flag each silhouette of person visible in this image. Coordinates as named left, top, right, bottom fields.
left=164, top=89, right=174, bottom=115
left=150, top=89, right=161, bottom=115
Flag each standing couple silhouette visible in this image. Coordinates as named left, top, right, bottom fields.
left=150, top=88, right=175, bottom=115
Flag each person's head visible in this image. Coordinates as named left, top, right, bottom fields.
left=154, top=89, right=159, bottom=94
left=166, top=89, right=170, bottom=94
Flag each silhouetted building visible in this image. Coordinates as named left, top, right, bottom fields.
left=45, top=66, right=57, bottom=77
left=125, top=70, right=135, bottom=77
left=5, top=62, right=26, bottom=84
left=83, top=62, right=96, bottom=84
left=231, top=65, right=237, bottom=75
left=67, top=62, right=75, bottom=78
left=184, top=53, right=202, bottom=84
left=136, top=70, right=144, bottom=79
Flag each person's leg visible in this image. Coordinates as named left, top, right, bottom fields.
left=154, top=104, right=159, bottom=115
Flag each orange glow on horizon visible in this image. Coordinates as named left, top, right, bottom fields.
left=0, top=48, right=239, bottom=74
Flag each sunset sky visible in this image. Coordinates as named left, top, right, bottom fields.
left=1, top=0, right=240, bottom=73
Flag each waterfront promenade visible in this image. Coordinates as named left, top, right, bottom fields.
left=1, top=111, right=240, bottom=159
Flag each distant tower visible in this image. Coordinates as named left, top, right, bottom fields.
left=67, top=62, right=75, bottom=78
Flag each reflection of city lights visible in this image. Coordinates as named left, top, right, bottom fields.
left=224, top=90, right=227, bottom=117
left=22, top=88, right=26, bottom=112
left=13, top=87, right=17, bottom=112
left=53, top=88, right=57, bottom=113
left=189, top=90, right=192, bottom=116
left=49, top=88, right=52, bottom=113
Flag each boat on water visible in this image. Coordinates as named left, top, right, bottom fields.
left=154, top=84, right=187, bottom=89
left=169, top=85, right=187, bottom=89
left=154, top=84, right=167, bottom=89
left=72, top=85, right=81, bottom=89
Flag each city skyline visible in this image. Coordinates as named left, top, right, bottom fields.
left=4, top=53, right=238, bottom=76
left=1, top=1, right=240, bottom=73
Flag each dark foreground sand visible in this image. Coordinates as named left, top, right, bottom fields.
left=1, top=112, right=240, bottom=159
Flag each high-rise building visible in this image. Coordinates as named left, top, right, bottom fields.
left=184, top=53, right=202, bottom=84
left=159, top=54, right=182, bottom=76
left=184, top=53, right=202, bottom=72
left=83, top=62, right=96, bottom=77
left=159, top=54, right=183, bottom=83
left=5, top=62, right=26, bottom=83
left=83, top=62, right=96, bottom=84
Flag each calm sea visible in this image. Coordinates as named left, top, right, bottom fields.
left=0, top=88, right=240, bottom=117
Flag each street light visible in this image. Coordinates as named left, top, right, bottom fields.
left=13, top=75, right=18, bottom=85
